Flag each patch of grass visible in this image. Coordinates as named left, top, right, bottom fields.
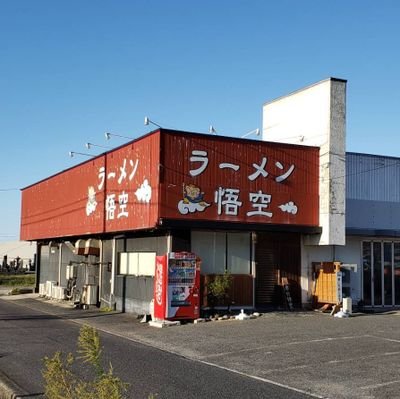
left=99, top=307, right=114, bottom=313
left=0, top=274, right=35, bottom=287
left=9, top=287, right=34, bottom=295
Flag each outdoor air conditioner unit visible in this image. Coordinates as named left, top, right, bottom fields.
left=39, top=283, right=46, bottom=297
left=46, top=281, right=57, bottom=298
left=54, top=286, right=67, bottom=300
left=51, top=284, right=58, bottom=299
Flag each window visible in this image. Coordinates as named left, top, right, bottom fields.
left=191, top=231, right=251, bottom=274
left=119, top=252, right=156, bottom=276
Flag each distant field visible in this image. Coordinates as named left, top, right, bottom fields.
left=0, top=274, right=35, bottom=287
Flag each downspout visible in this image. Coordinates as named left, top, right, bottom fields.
left=110, top=237, right=116, bottom=307
left=251, top=232, right=256, bottom=309
left=167, top=233, right=172, bottom=253
left=58, top=243, right=63, bottom=286
left=35, top=243, right=41, bottom=293
left=98, top=239, right=103, bottom=302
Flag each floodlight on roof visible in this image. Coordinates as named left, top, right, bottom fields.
left=209, top=125, right=217, bottom=135
left=144, top=116, right=162, bottom=128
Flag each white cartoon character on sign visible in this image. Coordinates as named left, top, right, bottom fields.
left=178, top=183, right=210, bottom=214
left=86, top=186, right=97, bottom=216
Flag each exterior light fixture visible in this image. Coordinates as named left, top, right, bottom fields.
left=241, top=128, right=260, bottom=139
left=85, top=142, right=111, bottom=150
left=104, top=132, right=133, bottom=141
left=144, top=116, right=162, bottom=128
left=68, top=151, right=95, bottom=158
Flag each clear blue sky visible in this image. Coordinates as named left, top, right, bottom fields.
left=1, top=0, right=399, bottom=241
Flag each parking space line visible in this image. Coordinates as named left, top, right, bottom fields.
left=368, top=335, right=400, bottom=344
left=328, top=351, right=400, bottom=365
left=200, top=335, right=363, bottom=360
left=199, top=359, right=327, bottom=398
left=360, top=379, right=400, bottom=390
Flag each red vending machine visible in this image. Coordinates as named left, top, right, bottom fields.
left=153, top=252, right=200, bottom=321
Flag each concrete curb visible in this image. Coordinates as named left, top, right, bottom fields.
left=0, top=370, right=42, bottom=399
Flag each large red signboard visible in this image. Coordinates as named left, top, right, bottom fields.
left=159, top=132, right=319, bottom=226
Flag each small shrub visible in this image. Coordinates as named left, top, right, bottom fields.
left=43, top=325, right=128, bottom=399
left=207, top=271, right=233, bottom=308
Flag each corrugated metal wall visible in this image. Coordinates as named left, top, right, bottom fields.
left=346, top=152, right=400, bottom=232
left=347, top=152, right=400, bottom=202
left=38, top=245, right=58, bottom=284
left=113, top=236, right=169, bottom=313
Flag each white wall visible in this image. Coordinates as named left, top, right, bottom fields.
left=263, top=78, right=346, bottom=246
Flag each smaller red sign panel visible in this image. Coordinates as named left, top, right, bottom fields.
left=21, top=132, right=161, bottom=241
left=104, top=133, right=160, bottom=233
left=159, top=132, right=319, bottom=227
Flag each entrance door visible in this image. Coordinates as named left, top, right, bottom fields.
left=362, top=241, right=400, bottom=307
left=255, top=233, right=301, bottom=308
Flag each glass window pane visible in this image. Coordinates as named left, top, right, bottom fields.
left=373, top=242, right=382, bottom=306
left=119, top=253, right=128, bottom=275
left=384, top=242, right=392, bottom=306
left=127, top=253, right=139, bottom=275
left=227, top=233, right=251, bottom=274
left=191, top=231, right=226, bottom=274
left=362, top=241, right=372, bottom=306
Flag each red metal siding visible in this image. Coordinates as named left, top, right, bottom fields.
left=159, top=132, right=319, bottom=226
left=21, top=156, right=106, bottom=240
left=21, top=132, right=161, bottom=240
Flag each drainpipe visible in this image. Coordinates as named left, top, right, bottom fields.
left=251, top=232, right=257, bottom=309
left=35, top=243, right=41, bottom=293
left=110, top=237, right=116, bottom=307
left=167, top=232, right=172, bottom=253
left=58, top=243, right=63, bottom=286
left=98, top=239, right=103, bottom=302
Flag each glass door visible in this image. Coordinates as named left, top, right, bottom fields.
left=383, top=242, right=393, bottom=306
left=363, top=241, right=399, bottom=307
left=394, top=243, right=400, bottom=305
left=362, top=241, right=372, bottom=306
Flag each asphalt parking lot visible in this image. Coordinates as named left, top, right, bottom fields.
left=2, top=294, right=400, bottom=399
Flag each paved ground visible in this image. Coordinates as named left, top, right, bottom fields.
left=1, top=293, right=400, bottom=398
